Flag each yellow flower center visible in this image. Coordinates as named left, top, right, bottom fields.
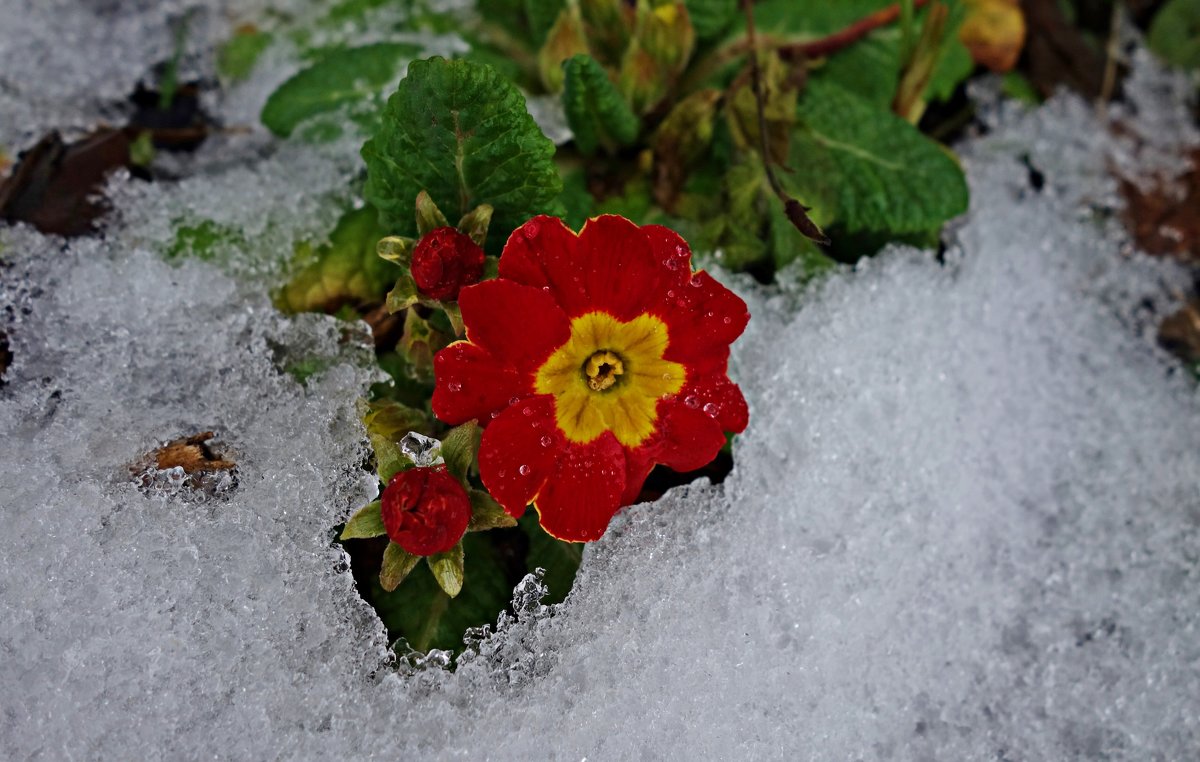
left=535, top=312, right=685, bottom=447
left=584, top=350, right=624, bottom=392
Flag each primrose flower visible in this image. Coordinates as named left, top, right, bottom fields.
left=432, top=215, right=748, bottom=542
left=380, top=465, right=472, bottom=556
left=410, top=226, right=486, bottom=301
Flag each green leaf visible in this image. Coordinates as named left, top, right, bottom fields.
left=427, top=543, right=465, bottom=597
left=164, top=219, right=245, bottom=262
left=788, top=80, right=968, bottom=235
left=261, top=42, right=420, bottom=137
left=441, top=421, right=481, bottom=479
left=341, top=500, right=387, bottom=539
left=385, top=274, right=420, bottom=314
left=457, top=204, right=494, bottom=248
left=1149, top=0, right=1200, bottom=70
left=376, top=235, right=415, bottom=267
left=468, top=489, right=518, bottom=531
left=370, top=532, right=514, bottom=652
left=686, top=0, right=737, bottom=40
left=520, top=514, right=581, bottom=606
left=380, top=541, right=421, bottom=592
left=217, top=30, right=272, bottom=82
left=360, top=398, right=429, bottom=440
left=414, top=190, right=450, bottom=237
left=362, top=57, right=562, bottom=248
left=273, top=205, right=401, bottom=314
left=815, top=31, right=901, bottom=110
left=525, top=0, right=567, bottom=45
left=561, top=54, right=640, bottom=156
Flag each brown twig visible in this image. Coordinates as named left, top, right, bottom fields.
left=741, top=0, right=829, bottom=245
left=777, top=0, right=932, bottom=61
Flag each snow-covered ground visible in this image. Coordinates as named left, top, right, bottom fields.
left=1, top=2, right=1198, bottom=759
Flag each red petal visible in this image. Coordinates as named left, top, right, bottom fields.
left=432, top=341, right=525, bottom=425
left=501, top=215, right=687, bottom=321
left=478, top=395, right=562, bottom=519
left=572, top=215, right=681, bottom=321
left=620, top=451, right=656, bottom=506
left=637, top=396, right=728, bottom=474
left=656, top=271, right=749, bottom=372
left=681, top=374, right=749, bottom=434
left=534, top=433, right=627, bottom=542
left=498, top=216, right=591, bottom=315
left=457, top=278, right=570, bottom=373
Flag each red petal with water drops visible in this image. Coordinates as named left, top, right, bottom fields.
left=431, top=341, right=525, bottom=425
left=477, top=395, right=562, bottom=519
left=533, top=432, right=627, bottom=542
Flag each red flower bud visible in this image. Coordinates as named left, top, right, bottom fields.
left=410, top=227, right=486, bottom=301
left=380, top=466, right=471, bottom=556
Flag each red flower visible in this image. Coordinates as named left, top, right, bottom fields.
left=410, top=227, right=486, bottom=301
left=381, top=466, right=472, bottom=555
left=432, top=215, right=749, bottom=542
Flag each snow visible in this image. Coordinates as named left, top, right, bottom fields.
left=1, top=5, right=1199, bottom=759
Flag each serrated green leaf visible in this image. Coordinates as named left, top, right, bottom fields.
left=520, top=514, right=581, bottom=606
left=441, top=421, right=481, bottom=479
left=369, top=532, right=513, bottom=653
left=561, top=54, right=640, bottom=156
left=362, top=57, right=562, bottom=249
left=788, top=80, right=968, bottom=234
left=380, top=541, right=421, bottom=592
left=468, top=489, right=518, bottom=531
left=261, top=42, right=421, bottom=138
left=427, top=543, right=465, bottom=597
left=1149, top=0, right=1200, bottom=70
left=341, top=500, right=387, bottom=539
left=685, top=0, right=737, bottom=40
left=273, top=205, right=401, bottom=315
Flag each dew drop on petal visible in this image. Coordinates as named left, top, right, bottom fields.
left=518, top=464, right=531, bottom=476
left=448, top=381, right=462, bottom=392
left=684, top=395, right=700, bottom=409
left=522, top=406, right=533, bottom=416
left=722, top=316, right=732, bottom=325
left=525, top=220, right=540, bottom=238
left=509, top=396, right=520, bottom=406
left=540, top=435, right=553, bottom=448
left=702, top=402, right=720, bottom=417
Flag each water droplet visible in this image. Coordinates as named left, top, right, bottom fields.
left=498, top=469, right=507, bottom=478
left=689, top=276, right=703, bottom=288
left=684, top=395, right=700, bottom=409
left=522, top=406, right=533, bottom=416
left=722, top=316, right=732, bottom=325
left=525, top=220, right=541, bottom=238
left=702, top=402, right=720, bottom=417
left=509, top=396, right=520, bottom=406
left=666, top=289, right=675, bottom=298
left=448, top=381, right=462, bottom=392
left=541, top=435, right=553, bottom=447
left=664, top=257, right=680, bottom=270
left=661, top=372, right=673, bottom=381
left=518, top=464, right=531, bottom=476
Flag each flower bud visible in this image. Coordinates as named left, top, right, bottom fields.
left=381, top=466, right=471, bottom=556
left=410, top=227, right=486, bottom=301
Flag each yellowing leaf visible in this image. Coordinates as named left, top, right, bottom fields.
left=959, top=0, right=1026, bottom=73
